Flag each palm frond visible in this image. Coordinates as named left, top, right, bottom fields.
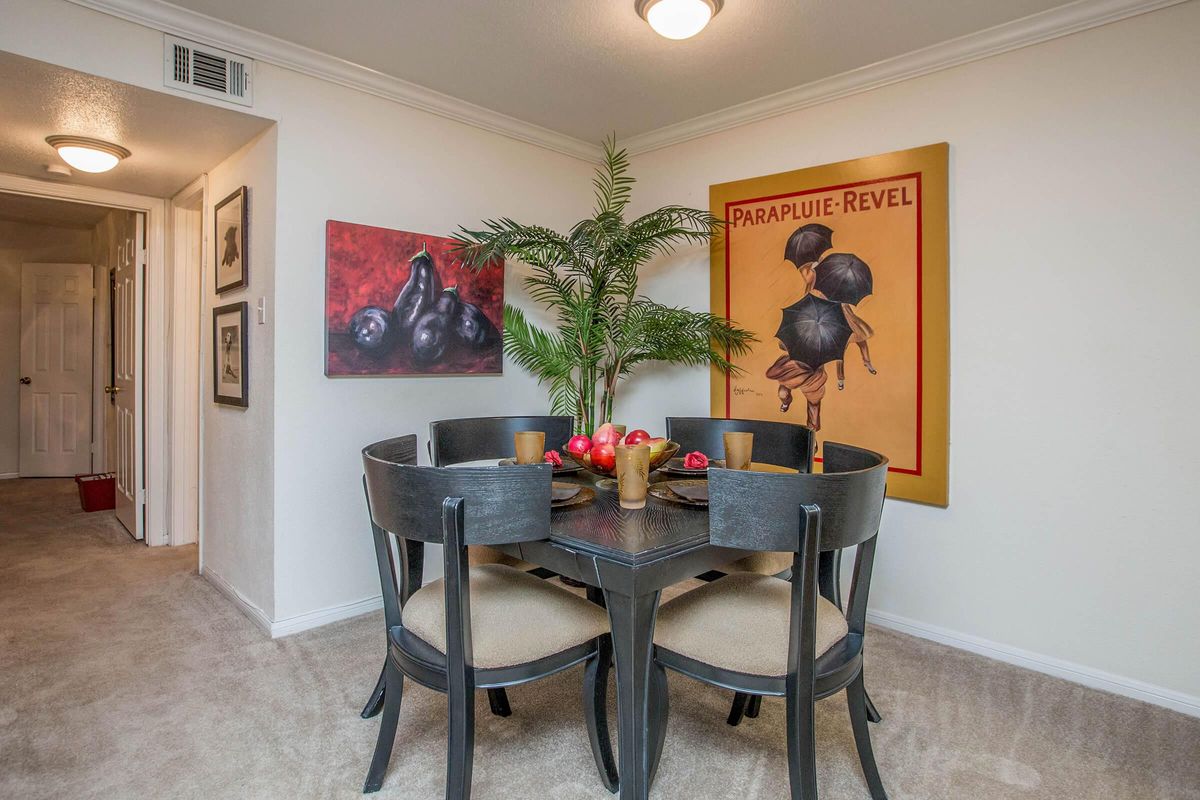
left=592, top=134, right=635, bottom=218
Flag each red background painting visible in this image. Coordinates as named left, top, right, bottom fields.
left=324, top=220, right=504, bottom=376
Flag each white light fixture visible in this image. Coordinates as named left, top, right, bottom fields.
left=45, top=136, right=131, bottom=174
left=636, top=0, right=723, bottom=40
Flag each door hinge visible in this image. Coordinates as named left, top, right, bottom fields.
left=137, top=488, right=147, bottom=504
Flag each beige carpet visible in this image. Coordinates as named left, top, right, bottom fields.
left=2, top=479, right=1198, bottom=800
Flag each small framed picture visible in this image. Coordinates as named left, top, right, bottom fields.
left=213, top=302, right=248, bottom=407
left=214, top=186, right=248, bottom=293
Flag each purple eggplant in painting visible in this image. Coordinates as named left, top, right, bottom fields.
left=453, top=295, right=500, bottom=348
left=411, top=288, right=460, bottom=365
left=348, top=306, right=395, bottom=354
left=392, top=246, right=443, bottom=339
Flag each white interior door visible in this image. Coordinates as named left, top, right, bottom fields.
left=18, top=263, right=95, bottom=477
left=111, top=215, right=144, bottom=538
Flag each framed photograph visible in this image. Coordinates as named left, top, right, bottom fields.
left=213, top=302, right=248, bottom=407
left=214, top=186, right=248, bottom=293
left=324, top=220, right=504, bottom=377
left=710, top=143, right=949, bottom=506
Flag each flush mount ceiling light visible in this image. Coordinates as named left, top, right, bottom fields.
left=45, top=136, right=131, bottom=173
left=636, top=0, right=723, bottom=40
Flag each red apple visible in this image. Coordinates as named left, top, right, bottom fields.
left=590, top=443, right=616, bottom=472
left=566, top=434, right=592, bottom=458
left=624, top=429, right=651, bottom=446
left=591, top=423, right=621, bottom=447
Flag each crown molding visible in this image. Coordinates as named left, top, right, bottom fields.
left=65, top=0, right=1186, bottom=162
left=622, top=0, right=1189, bottom=155
left=64, top=0, right=604, bottom=162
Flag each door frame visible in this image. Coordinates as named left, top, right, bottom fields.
left=0, top=172, right=170, bottom=545
left=167, top=176, right=206, bottom=550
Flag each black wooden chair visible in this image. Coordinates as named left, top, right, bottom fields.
left=431, top=415, right=573, bottom=570
left=666, top=417, right=881, bottom=727
left=361, top=417, right=575, bottom=721
left=649, top=442, right=890, bottom=800
left=360, top=435, right=618, bottom=796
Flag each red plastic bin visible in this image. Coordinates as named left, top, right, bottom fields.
left=75, top=473, right=116, bottom=512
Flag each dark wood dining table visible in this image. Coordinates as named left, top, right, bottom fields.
left=493, top=469, right=754, bottom=800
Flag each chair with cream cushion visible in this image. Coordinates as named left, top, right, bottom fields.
left=650, top=442, right=890, bottom=800
left=665, top=416, right=813, bottom=578
left=359, top=436, right=617, bottom=797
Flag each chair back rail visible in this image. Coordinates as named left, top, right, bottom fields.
left=430, top=415, right=574, bottom=466
left=665, top=416, right=815, bottom=472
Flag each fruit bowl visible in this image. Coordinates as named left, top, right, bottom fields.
left=562, top=440, right=681, bottom=478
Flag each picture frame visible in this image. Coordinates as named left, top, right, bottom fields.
left=710, top=143, right=949, bottom=506
left=214, top=186, right=248, bottom=293
left=213, top=301, right=249, bottom=407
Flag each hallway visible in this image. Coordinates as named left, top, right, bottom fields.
left=3, top=479, right=1199, bottom=799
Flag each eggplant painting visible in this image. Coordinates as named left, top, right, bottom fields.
left=325, top=221, right=503, bottom=376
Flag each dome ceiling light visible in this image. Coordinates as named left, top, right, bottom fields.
left=636, top=0, right=723, bottom=40
left=45, top=136, right=131, bottom=174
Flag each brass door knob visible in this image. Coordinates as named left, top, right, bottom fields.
left=104, top=385, right=123, bottom=395
left=19, top=376, right=31, bottom=385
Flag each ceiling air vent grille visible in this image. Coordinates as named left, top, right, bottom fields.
left=163, top=35, right=253, bottom=107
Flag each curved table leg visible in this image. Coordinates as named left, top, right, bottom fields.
left=604, top=588, right=662, bottom=800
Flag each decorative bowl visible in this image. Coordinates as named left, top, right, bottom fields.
left=562, top=440, right=681, bottom=479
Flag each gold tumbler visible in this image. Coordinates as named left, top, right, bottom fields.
left=615, top=443, right=651, bottom=510
left=513, top=431, right=546, bottom=465
left=723, top=432, right=754, bottom=471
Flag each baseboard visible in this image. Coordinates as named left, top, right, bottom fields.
left=867, top=609, right=1200, bottom=718
left=269, top=595, right=383, bottom=639
left=202, top=568, right=273, bottom=637
left=0, top=472, right=18, bottom=480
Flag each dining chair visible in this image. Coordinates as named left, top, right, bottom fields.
left=360, top=435, right=618, bottom=797
left=665, top=416, right=815, bottom=579
left=649, top=442, right=890, bottom=800
left=665, top=416, right=882, bottom=727
left=360, top=417, right=575, bottom=722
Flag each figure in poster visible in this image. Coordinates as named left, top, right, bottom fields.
left=767, top=224, right=878, bottom=429
left=221, top=225, right=240, bottom=269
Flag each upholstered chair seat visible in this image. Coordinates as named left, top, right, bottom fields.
left=722, top=550, right=795, bottom=577
left=466, top=545, right=537, bottom=572
left=402, top=564, right=610, bottom=669
left=655, top=572, right=848, bottom=678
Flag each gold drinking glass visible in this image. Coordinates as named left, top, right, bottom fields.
left=615, top=443, right=651, bottom=510
left=513, top=431, right=546, bottom=465
left=723, top=432, right=754, bottom=471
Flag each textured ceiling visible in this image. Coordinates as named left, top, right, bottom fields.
left=163, top=0, right=1074, bottom=142
left=0, top=192, right=113, bottom=228
left=0, top=50, right=274, bottom=197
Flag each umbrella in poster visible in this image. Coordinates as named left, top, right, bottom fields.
left=783, top=223, right=834, bottom=268
left=814, top=253, right=873, bottom=305
left=774, top=294, right=853, bottom=368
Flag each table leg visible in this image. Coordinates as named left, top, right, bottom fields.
left=604, top=588, right=662, bottom=800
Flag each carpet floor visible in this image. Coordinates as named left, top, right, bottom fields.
left=2, top=478, right=1198, bottom=799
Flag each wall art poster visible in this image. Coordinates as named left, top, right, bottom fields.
left=324, top=220, right=504, bottom=377
left=710, top=143, right=949, bottom=505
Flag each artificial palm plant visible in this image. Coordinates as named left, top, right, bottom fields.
left=452, top=137, right=754, bottom=433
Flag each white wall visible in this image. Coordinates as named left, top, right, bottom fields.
left=627, top=3, right=1200, bottom=702
left=201, top=128, right=278, bottom=619
left=0, top=219, right=92, bottom=475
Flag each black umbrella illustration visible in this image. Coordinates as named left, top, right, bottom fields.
left=783, top=223, right=833, bottom=268
left=775, top=294, right=853, bottom=369
left=814, top=253, right=873, bottom=305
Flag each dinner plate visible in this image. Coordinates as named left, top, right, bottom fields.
left=551, top=484, right=594, bottom=508
left=648, top=480, right=709, bottom=507
left=498, top=457, right=583, bottom=475
left=657, top=457, right=725, bottom=477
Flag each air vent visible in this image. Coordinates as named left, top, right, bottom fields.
left=163, top=35, right=253, bottom=107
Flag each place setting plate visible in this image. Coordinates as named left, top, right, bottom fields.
left=648, top=479, right=709, bottom=507
left=499, top=458, right=584, bottom=476
left=551, top=481, right=594, bottom=508
left=656, top=458, right=725, bottom=477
